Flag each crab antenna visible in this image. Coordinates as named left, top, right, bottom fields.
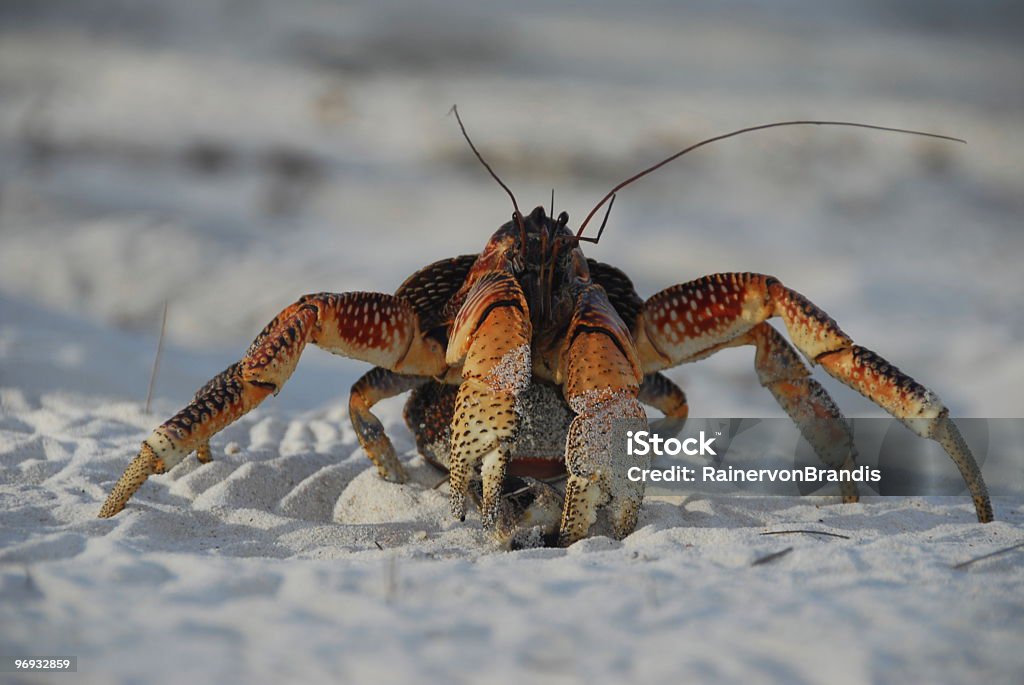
left=449, top=105, right=526, bottom=242
left=578, top=193, right=616, bottom=245
left=576, top=120, right=967, bottom=239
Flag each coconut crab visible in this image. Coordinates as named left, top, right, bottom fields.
left=99, top=113, right=993, bottom=547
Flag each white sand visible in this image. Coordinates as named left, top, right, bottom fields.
left=1, top=2, right=1023, bottom=683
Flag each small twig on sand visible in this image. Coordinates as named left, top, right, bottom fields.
left=952, top=541, right=1024, bottom=570
left=752, top=547, right=794, bottom=566
left=760, top=529, right=850, bottom=540
left=145, top=300, right=169, bottom=414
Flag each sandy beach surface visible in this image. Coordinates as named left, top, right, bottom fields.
left=2, top=2, right=1022, bottom=683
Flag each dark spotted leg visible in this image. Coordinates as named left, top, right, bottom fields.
left=639, top=372, right=689, bottom=439
left=99, top=292, right=446, bottom=518
left=714, top=322, right=859, bottom=501
left=403, top=381, right=460, bottom=471
left=349, top=367, right=429, bottom=482
left=634, top=273, right=992, bottom=522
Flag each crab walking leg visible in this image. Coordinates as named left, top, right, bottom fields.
left=99, top=292, right=445, bottom=518
left=349, top=368, right=430, bottom=482
left=638, top=372, right=689, bottom=419
left=559, top=284, right=647, bottom=546
left=710, top=322, right=859, bottom=501
left=634, top=273, right=992, bottom=522
left=97, top=361, right=261, bottom=518
left=638, top=372, right=689, bottom=439
left=446, top=272, right=532, bottom=527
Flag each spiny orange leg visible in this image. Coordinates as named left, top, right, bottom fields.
left=558, top=284, right=647, bottom=546
left=349, top=367, right=430, bottom=482
left=445, top=272, right=532, bottom=528
left=99, top=292, right=445, bottom=518
left=98, top=358, right=271, bottom=519
left=634, top=273, right=992, bottom=522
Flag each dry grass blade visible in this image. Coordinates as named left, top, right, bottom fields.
left=761, top=530, right=851, bottom=539
left=952, top=541, right=1024, bottom=570
left=144, top=300, right=169, bottom=414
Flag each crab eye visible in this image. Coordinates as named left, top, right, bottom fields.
left=557, top=211, right=569, bottom=226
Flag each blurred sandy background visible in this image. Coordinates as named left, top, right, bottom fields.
left=1, top=0, right=1022, bottom=415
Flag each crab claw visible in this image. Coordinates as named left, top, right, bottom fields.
left=560, top=397, right=648, bottom=546
left=98, top=443, right=165, bottom=518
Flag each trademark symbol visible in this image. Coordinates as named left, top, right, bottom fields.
left=715, top=431, right=722, bottom=436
